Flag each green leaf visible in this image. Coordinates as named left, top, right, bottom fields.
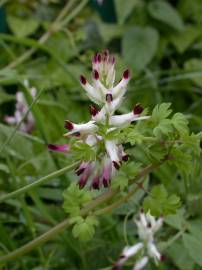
left=124, top=129, right=145, bottom=145
left=182, top=133, right=202, bottom=156
left=148, top=1, right=184, bottom=31
left=115, top=0, right=137, bottom=25
left=63, top=183, right=92, bottom=216
left=169, top=148, right=192, bottom=179
left=72, top=215, right=99, bottom=242
left=170, top=26, right=201, bottom=53
left=152, top=103, right=172, bottom=123
left=171, top=113, right=189, bottom=136
left=143, top=185, right=181, bottom=216
left=183, top=233, right=202, bottom=267
left=122, top=26, right=159, bottom=71
left=7, top=15, right=40, bottom=37
left=153, top=119, right=173, bottom=137
left=167, top=239, right=195, bottom=270
left=112, top=171, right=128, bottom=190
left=72, top=142, right=96, bottom=161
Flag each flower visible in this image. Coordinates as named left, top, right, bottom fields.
left=48, top=50, right=150, bottom=189
left=113, top=210, right=164, bottom=270
left=4, top=86, right=36, bottom=133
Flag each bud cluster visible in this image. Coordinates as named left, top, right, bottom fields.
left=48, top=50, right=150, bottom=189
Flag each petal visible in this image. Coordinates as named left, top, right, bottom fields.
left=80, top=75, right=102, bottom=104
left=48, top=144, right=70, bottom=152
left=123, top=243, right=143, bottom=258
left=112, top=70, right=130, bottom=99
left=64, top=121, right=98, bottom=136
left=133, top=256, right=149, bottom=270
left=147, top=242, right=161, bottom=261
left=109, top=112, right=134, bottom=126
left=105, top=140, right=120, bottom=164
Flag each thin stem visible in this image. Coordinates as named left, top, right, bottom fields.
left=0, top=162, right=79, bottom=203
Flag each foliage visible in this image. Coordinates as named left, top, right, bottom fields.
left=0, top=0, right=202, bottom=269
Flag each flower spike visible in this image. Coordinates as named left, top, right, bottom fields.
left=48, top=50, right=150, bottom=189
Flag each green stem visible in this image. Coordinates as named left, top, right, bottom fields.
left=0, top=162, right=164, bottom=265
left=0, top=162, right=79, bottom=203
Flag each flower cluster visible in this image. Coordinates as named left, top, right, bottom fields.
left=113, top=210, right=164, bottom=270
left=48, top=50, right=150, bottom=189
left=4, top=86, right=36, bottom=133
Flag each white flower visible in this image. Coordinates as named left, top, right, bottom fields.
left=113, top=210, right=164, bottom=270
left=4, top=86, right=36, bottom=133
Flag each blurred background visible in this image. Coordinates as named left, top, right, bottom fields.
left=0, top=0, right=202, bottom=269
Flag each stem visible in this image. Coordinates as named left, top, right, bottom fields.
left=0, top=162, right=164, bottom=265
left=0, top=219, right=70, bottom=265
left=0, top=162, right=79, bottom=203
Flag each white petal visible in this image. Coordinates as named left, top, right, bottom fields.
left=93, top=79, right=108, bottom=97
left=105, top=140, right=119, bottom=163
left=81, top=81, right=102, bottom=104
left=64, top=121, right=98, bottom=136
left=133, top=256, right=149, bottom=270
left=153, top=217, right=164, bottom=233
left=109, top=112, right=134, bottom=126
left=123, top=243, right=143, bottom=258
left=140, top=212, right=148, bottom=228
left=85, top=135, right=97, bottom=146
left=113, top=77, right=129, bottom=99
left=147, top=242, right=161, bottom=261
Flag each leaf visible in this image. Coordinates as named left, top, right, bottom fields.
left=148, top=1, right=184, bottom=31
left=182, top=133, right=202, bottom=156
left=171, top=113, right=189, bottom=136
left=63, top=184, right=92, bottom=216
left=72, top=142, right=96, bottom=161
left=170, top=26, right=201, bottom=53
left=122, top=26, right=159, bottom=71
left=165, top=209, right=186, bottom=230
left=152, top=103, right=172, bottom=123
left=112, top=171, right=128, bottom=190
left=153, top=119, right=173, bottom=137
left=143, top=185, right=181, bottom=216
left=125, top=129, right=145, bottom=145
left=115, top=0, right=137, bottom=25
left=72, top=215, right=99, bottom=241
left=183, top=233, right=202, bottom=267
left=167, top=239, right=195, bottom=270
left=7, top=15, right=40, bottom=37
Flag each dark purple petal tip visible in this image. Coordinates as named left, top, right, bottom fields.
left=122, top=155, right=129, bottom=162
left=48, top=144, right=70, bottom=152
left=113, top=161, right=120, bottom=170
left=80, top=75, right=87, bottom=85
left=89, top=104, right=99, bottom=117
left=93, top=69, right=99, bottom=80
left=133, top=103, right=143, bottom=115
left=64, top=120, right=74, bottom=130
left=123, top=69, right=130, bottom=79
